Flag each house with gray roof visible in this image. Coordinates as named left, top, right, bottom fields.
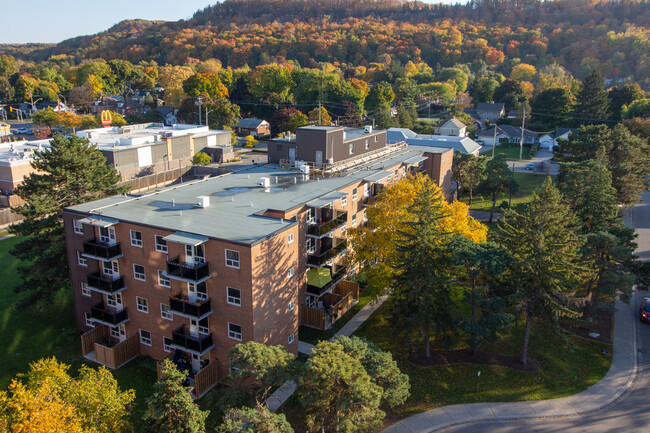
left=475, top=102, right=506, bottom=121
left=476, top=125, right=539, bottom=147
left=386, top=128, right=481, bottom=155
left=435, top=116, right=467, bottom=137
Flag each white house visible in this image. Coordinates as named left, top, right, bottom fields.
left=435, top=116, right=467, bottom=137
left=538, top=128, right=576, bottom=151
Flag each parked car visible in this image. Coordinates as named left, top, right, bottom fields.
left=14, top=128, right=26, bottom=134
left=641, top=297, right=650, bottom=323
left=524, top=163, right=534, bottom=170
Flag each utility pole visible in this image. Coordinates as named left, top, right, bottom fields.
left=519, top=107, right=526, bottom=160
left=196, top=96, right=204, bottom=126
left=318, top=101, right=322, bottom=125
left=491, top=123, right=497, bottom=159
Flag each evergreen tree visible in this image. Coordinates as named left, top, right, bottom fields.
left=573, top=71, right=609, bottom=124
left=452, top=152, right=486, bottom=205
left=494, top=179, right=584, bottom=365
left=143, top=360, right=208, bottom=433
left=449, top=237, right=513, bottom=355
left=388, top=179, right=453, bottom=358
left=9, top=135, right=126, bottom=307
left=332, top=336, right=410, bottom=408
left=298, top=341, right=384, bottom=433
left=478, top=154, right=518, bottom=223
left=217, top=404, right=293, bottom=433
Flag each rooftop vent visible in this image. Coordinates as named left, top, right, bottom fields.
left=258, top=177, right=271, bottom=188
left=195, top=196, right=210, bottom=208
left=299, top=164, right=310, bottom=174
left=365, top=125, right=373, bottom=133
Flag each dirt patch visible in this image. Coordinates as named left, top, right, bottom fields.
left=408, top=348, right=539, bottom=372
left=560, top=307, right=614, bottom=345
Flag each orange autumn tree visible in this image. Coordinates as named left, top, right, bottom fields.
left=348, top=173, right=487, bottom=295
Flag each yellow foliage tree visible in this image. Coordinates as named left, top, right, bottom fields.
left=510, top=63, right=537, bottom=82
left=348, top=174, right=486, bottom=294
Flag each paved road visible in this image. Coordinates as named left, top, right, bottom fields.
left=440, top=191, right=650, bottom=433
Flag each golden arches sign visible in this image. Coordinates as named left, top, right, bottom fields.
left=100, top=110, right=112, bottom=126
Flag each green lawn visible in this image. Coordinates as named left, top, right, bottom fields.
left=298, top=287, right=374, bottom=346
left=0, top=236, right=156, bottom=428
left=354, top=301, right=612, bottom=419
left=493, top=145, right=533, bottom=160
left=461, top=172, right=552, bottom=213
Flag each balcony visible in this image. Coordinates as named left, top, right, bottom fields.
left=83, top=240, right=122, bottom=261
left=169, top=291, right=212, bottom=320
left=166, top=257, right=210, bottom=283
left=307, top=265, right=348, bottom=296
left=307, top=211, right=348, bottom=237
left=307, top=238, right=348, bottom=267
left=90, top=302, right=129, bottom=327
left=171, top=325, right=214, bottom=356
left=86, top=272, right=126, bottom=295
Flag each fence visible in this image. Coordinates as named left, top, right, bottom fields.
left=301, top=305, right=327, bottom=330
left=156, top=351, right=175, bottom=379
left=116, top=166, right=193, bottom=193
left=0, top=195, right=26, bottom=208
left=194, top=360, right=220, bottom=398
left=81, top=325, right=109, bottom=356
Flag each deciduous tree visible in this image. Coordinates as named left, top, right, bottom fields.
left=478, top=154, right=518, bottom=223
left=217, top=404, right=293, bottom=433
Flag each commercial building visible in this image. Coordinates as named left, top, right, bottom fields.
left=64, top=125, right=452, bottom=397
left=0, top=140, right=50, bottom=195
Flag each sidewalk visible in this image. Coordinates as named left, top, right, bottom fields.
left=382, top=297, right=637, bottom=432
left=267, top=295, right=389, bottom=412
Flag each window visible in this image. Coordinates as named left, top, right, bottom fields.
left=84, top=312, right=94, bottom=327
left=288, top=301, right=294, bottom=312
left=130, top=230, right=142, bottom=247
left=349, top=143, right=354, bottom=154
left=189, top=282, right=208, bottom=300
left=163, top=337, right=173, bottom=353
left=363, top=183, right=370, bottom=197
left=341, top=195, right=347, bottom=207
left=306, top=238, right=316, bottom=254
left=73, top=219, right=83, bottom=235
left=306, top=208, right=315, bottom=224
left=103, top=260, right=119, bottom=277
left=136, top=297, right=148, bottom=313
left=352, top=213, right=357, bottom=227
left=227, top=287, right=241, bottom=306
left=288, top=267, right=294, bottom=278
left=110, top=324, right=125, bottom=339
left=81, top=282, right=91, bottom=297
left=139, top=329, right=152, bottom=346
left=365, top=139, right=369, bottom=150
left=107, top=293, right=122, bottom=308
left=133, top=264, right=146, bottom=281
left=155, top=235, right=167, bottom=253
left=402, top=167, right=407, bottom=176
left=288, top=233, right=294, bottom=244
left=160, top=303, right=173, bottom=320
left=228, top=323, right=242, bottom=341
left=352, top=188, right=359, bottom=200
left=288, top=333, right=295, bottom=344
left=196, top=317, right=209, bottom=334
left=158, top=270, right=170, bottom=288
left=77, top=251, right=87, bottom=267
left=187, top=244, right=205, bottom=263
left=387, top=175, right=392, bottom=183
left=99, top=227, right=115, bottom=244
left=225, top=249, right=240, bottom=268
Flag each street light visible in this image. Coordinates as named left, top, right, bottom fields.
left=205, top=109, right=215, bottom=128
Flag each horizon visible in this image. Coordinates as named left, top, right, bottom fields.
left=0, top=0, right=465, bottom=45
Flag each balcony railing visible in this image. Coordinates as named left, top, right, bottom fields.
left=90, top=302, right=129, bottom=326
left=307, top=238, right=348, bottom=267
left=169, top=291, right=212, bottom=319
left=171, top=325, right=214, bottom=355
left=86, top=272, right=126, bottom=294
left=166, top=257, right=210, bottom=282
left=83, top=240, right=122, bottom=261
left=307, top=211, right=348, bottom=237
left=307, top=266, right=348, bottom=296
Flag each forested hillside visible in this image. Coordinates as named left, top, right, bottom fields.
left=1, top=0, right=649, bottom=85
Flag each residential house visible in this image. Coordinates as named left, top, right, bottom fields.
left=156, top=107, right=179, bottom=126
left=435, top=116, right=467, bottom=137
left=538, top=128, right=576, bottom=151
left=476, top=125, right=538, bottom=147
left=236, top=118, right=270, bottom=137
left=63, top=129, right=453, bottom=397
left=90, top=96, right=149, bottom=117
left=475, top=102, right=506, bottom=121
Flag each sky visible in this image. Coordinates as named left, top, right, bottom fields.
left=1, top=0, right=464, bottom=44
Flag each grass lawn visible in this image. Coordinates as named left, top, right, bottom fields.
left=493, top=145, right=533, bottom=160
left=298, top=288, right=374, bottom=345
left=461, top=172, right=552, bottom=213
left=354, top=301, right=612, bottom=419
left=0, top=236, right=156, bottom=428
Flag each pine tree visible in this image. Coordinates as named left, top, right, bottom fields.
left=217, top=404, right=293, bottom=433
left=494, top=179, right=584, bottom=365
left=143, top=360, right=209, bottom=433
left=389, top=179, right=453, bottom=358
left=478, top=154, right=518, bottom=223
left=573, top=71, right=610, bottom=124
left=9, top=135, right=126, bottom=307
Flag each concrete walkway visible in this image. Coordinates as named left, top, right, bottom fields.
left=267, top=295, right=389, bottom=412
left=382, top=296, right=637, bottom=433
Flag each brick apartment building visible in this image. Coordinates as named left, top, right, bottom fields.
left=64, top=125, right=453, bottom=397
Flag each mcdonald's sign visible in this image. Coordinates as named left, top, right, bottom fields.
left=101, top=110, right=113, bottom=126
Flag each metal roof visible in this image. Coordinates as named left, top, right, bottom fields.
left=163, top=231, right=209, bottom=246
